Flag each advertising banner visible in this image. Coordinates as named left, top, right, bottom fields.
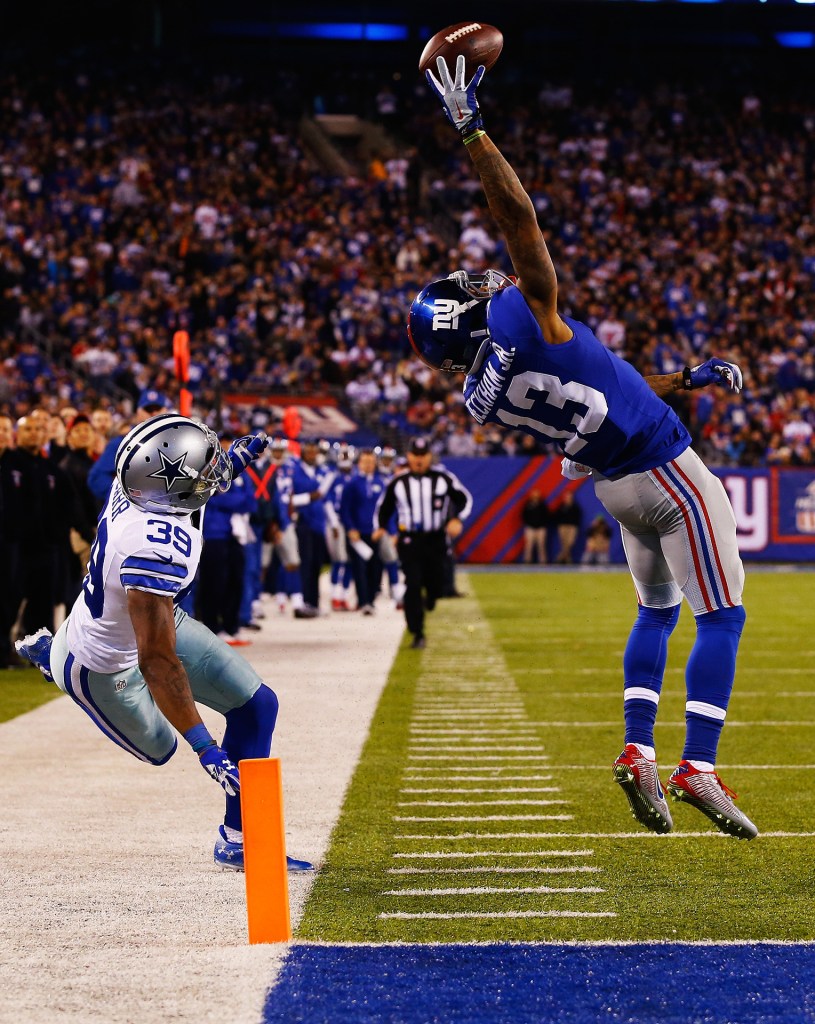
left=444, top=458, right=815, bottom=564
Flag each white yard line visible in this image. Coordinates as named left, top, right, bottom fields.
left=393, top=815, right=575, bottom=823
left=401, top=787, right=560, bottom=793
left=396, top=799, right=568, bottom=807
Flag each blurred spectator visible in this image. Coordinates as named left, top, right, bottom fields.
left=197, top=436, right=257, bottom=644
left=0, top=415, right=16, bottom=668
left=521, top=490, right=551, bottom=564
left=581, top=515, right=613, bottom=566
left=59, top=414, right=100, bottom=601
left=554, top=491, right=583, bottom=565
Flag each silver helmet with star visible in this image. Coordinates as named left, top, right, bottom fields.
left=115, top=413, right=232, bottom=514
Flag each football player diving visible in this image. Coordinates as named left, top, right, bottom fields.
left=411, top=55, right=756, bottom=839
left=17, top=413, right=314, bottom=871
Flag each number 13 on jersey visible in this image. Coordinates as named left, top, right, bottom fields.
left=497, top=371, right=608, bottom=456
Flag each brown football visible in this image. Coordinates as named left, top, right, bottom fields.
left=418, top=22, right=503, bottom=81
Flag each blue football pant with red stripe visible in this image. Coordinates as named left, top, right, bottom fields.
left=594, top=446, right=745, bottom=762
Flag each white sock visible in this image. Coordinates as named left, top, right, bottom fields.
left=689, top=759, right=715, bottom=772
left=290, top=593, right=304, bottom=610
left=633, top=743, right=656, bottom=760
left=224, top=825, right=243, bottom=844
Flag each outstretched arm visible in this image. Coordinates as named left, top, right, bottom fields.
left=425, top=55, right=571, bottom=343
left=646, top=358, right=743, bottom=398
left=464, top=135, right=568, bottom=337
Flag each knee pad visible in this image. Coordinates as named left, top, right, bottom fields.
left=635, top=604, right=681, bottom=631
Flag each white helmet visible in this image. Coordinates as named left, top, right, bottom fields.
left=115, top=413, right=232, bottom=515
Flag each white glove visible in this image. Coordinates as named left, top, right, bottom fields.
left=561, top=458, right=592, bottom=480
left=425, top=54, right=485, bottom=137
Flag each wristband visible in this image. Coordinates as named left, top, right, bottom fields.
left=682, top=367, right=693, bottom=391
left=462, top=128, right=486, bottom=146
left=183, top=723, right=217, bottom=754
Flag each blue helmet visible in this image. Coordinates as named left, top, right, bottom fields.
left=407, top=270, right=512, bottom=374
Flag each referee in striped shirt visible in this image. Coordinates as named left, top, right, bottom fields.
left=373, top=437, right=472, bottom=649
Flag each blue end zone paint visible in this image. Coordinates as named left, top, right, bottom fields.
left=263, top=944, right=815, bottom=1024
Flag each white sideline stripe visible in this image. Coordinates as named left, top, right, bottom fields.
left=382, top=886, right=606, bottom=896
left=387, top=866, right=603, bottom=875
left=394, top=815, right=574, bottom=823
left=779, top=691, right=815, bottom=696
left=379, top=911, right=617, bottom=920
left=396, top=800, right=569, bottom=807
left=392, top=849, right=595, bottom=859
left=400, top=787, right=561, bottom=794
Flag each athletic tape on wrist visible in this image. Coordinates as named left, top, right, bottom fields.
left=463, top=128, right=486, bottom=146
left=183, top=723, right=217, bottom=754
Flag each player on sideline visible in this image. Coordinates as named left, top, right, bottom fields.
left=16, top=413, right=314, bottom=870
left=412, top=54, right=756, bottom=839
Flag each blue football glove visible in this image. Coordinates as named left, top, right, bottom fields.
left=199, top=746, right=240, bottom=797
left=687, top=359, right=743, bottom=394
left=227, top=432, right=268, bottom=476
left=425, top=54, right=485, bottom=138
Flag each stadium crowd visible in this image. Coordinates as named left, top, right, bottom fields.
left=0, top=64, right=814, bottom=469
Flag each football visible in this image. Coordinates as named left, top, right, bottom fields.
left=418, top=22, right=503, bottom=81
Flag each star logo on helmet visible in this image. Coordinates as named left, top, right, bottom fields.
left=147, top=450, right=190, bottom=491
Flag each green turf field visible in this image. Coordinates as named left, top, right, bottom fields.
left=298, top=568, right=815, bottom=944
left=0, top=665, right=61, bottom=724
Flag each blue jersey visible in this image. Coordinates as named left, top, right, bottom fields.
left=340, top=471, right=387, bottom=535
left=464, top=286, right=690, bottom=476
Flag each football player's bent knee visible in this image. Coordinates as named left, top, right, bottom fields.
left=635, top=604, right=680, bottom=632
left=228, top=683, right=279, bottom=733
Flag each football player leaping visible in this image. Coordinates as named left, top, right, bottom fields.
left=413, top=55, right=756, bottom=839
left=16, top=413, right=314, bottom=871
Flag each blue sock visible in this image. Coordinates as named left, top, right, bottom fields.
left=330, top=563, right=341, bottom=586
left=683, top=605, right=746, bottom=764
left=386, top=562, right=398, bottom=587
left=222, top=684, right=279, bottom=831
left=623, top=604, right=680, bottom=749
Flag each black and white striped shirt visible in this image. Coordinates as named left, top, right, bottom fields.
left=375, top=468, right=472, bottom=534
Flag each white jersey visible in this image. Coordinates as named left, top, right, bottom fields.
left=66, top=482, right=203, bottom=673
